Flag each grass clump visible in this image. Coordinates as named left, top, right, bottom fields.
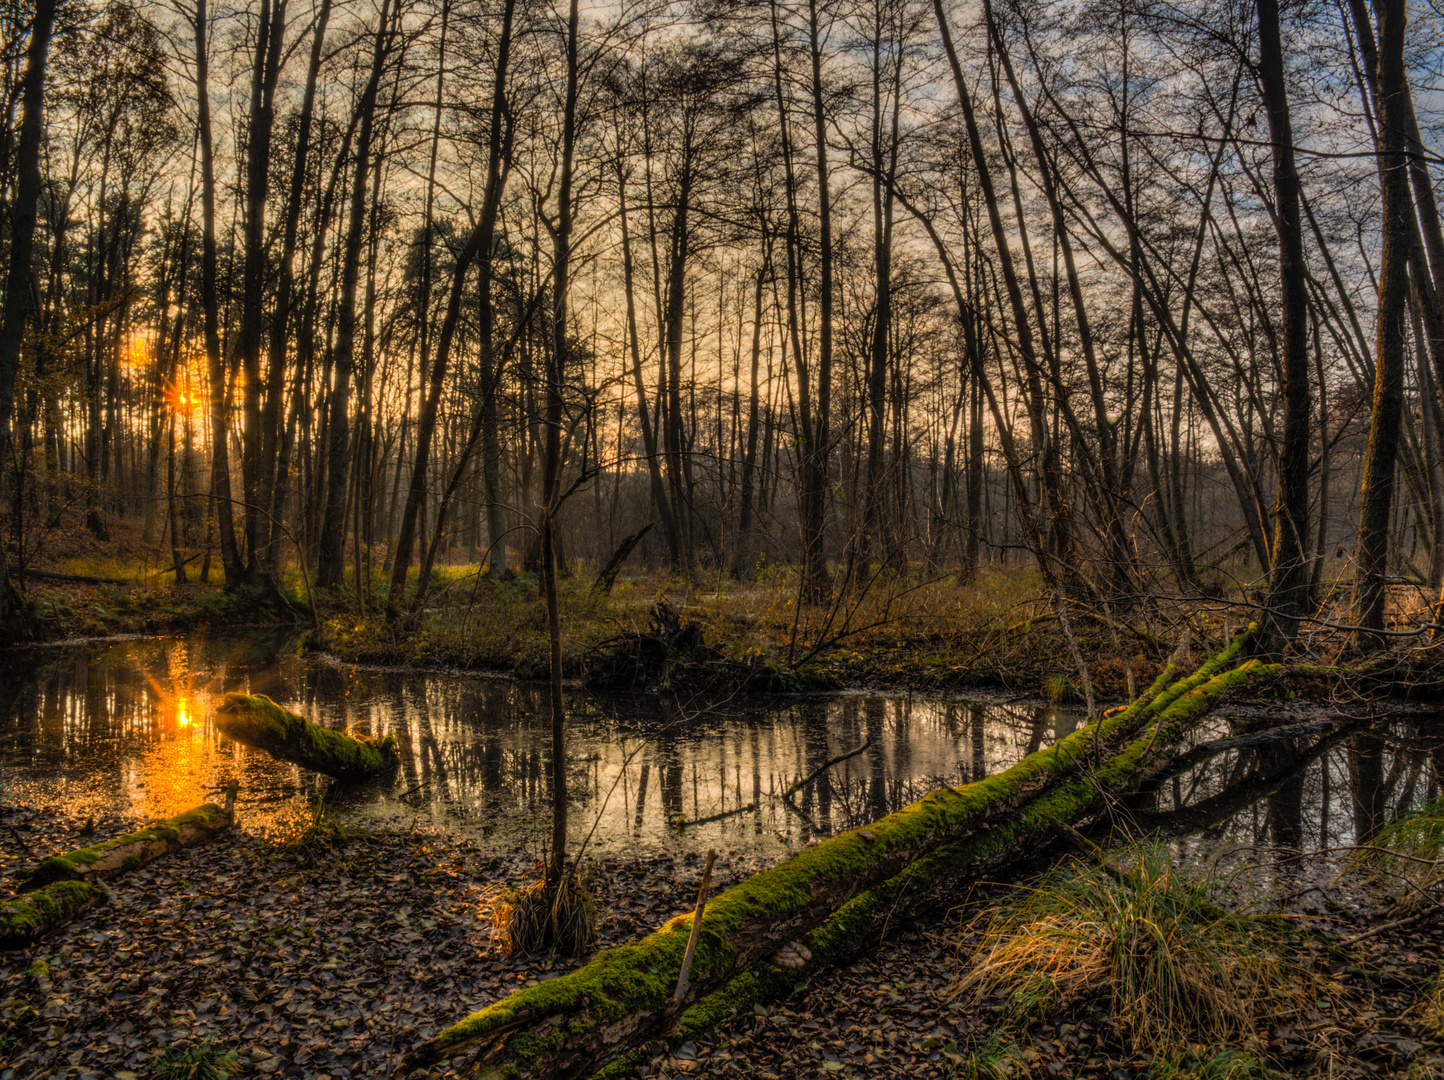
left=493, top=867, right=598, bottom=957
left=151, top=1040, right=241, bottom=1079
left=1418, top=974, right=1444, bottom=1040
left=949, top=843, right=1307, bottom=1054
left=278, top=803, right=374, bottom=870
left=1146, top=1046, right=1287, bottom=1080
left=1045, top=674, right=1083, bottom=705
left=950, top=1030, right=1025, bottom=1079
left=1347, top=799, right=1443, bottom=908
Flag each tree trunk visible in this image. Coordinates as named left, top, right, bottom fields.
left=0, top=0, right=57, bottom=636
left=1353, top=0, right=1409, bottom=649
left=239, top=0, right=287, bottom=583
left=542, top=0, right=581, bottom=895
left=318, top=0, right=393, bottom=588
left=1257, top=0, right=1313, bottom=648
left=386, top=0, right=515, bottom=616
left=194, top=0, right=242, bottom=587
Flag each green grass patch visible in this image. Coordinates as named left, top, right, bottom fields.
left=1347, top=799, right=1443, bottom=908
left=150, top=1040, right=241, bottom=1079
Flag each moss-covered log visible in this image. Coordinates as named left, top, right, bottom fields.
left=17, top=793, right=235, bottom=891
left=407, top=628, right=1269, bottom=1078
left=216, top=692, right=400, bottom=780
left=1, top=879, right=109, bottom=951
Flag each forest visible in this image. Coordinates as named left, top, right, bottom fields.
left=0, top=0, right=1443, bottom=1078
left=0, top=0, right=1438, bottom=647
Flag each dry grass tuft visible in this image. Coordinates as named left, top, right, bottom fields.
left=492, top=870, right=598, bottom=957
left=1347, top=799, right=1443, bottom=910
left=949, top=844, right=1309, bottom=1054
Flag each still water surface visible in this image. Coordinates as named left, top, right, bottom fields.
left=0, top=632, right=1083, bottom=858
left=3, top=633, right=1439, bottom=864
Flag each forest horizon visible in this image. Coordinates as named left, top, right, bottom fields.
left=0, top=0, right=1441, bottom=654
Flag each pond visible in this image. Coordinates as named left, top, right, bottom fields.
left=1, top=632, right=1439, bottom=865
left=0, top=632, right=1084, bottom=859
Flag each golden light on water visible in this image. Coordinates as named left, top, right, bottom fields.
left=176, top=696, right=193, bottom=728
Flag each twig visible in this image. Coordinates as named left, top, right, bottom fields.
left=673, top=849, right=716, bottom=1004
left=783, top=737, right=872, bottom=799
left=1339, top=900, right=1444, bottom=946
left=677, top=802, right=758, bottom=828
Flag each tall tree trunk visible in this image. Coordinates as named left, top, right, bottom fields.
left=1353, top=0, right=1409, bottom=649
left=239, top=0, right=287, bottom=583
left=0, top=0, right=57, bottom=633
left=262, top=0, right=332, bottom=559
left=734, top=258, right=767, bottom=577
left=194, top=0, right=242, bottom=587
left=387, top=0, right=515, bottom=617
left=1257, top=0, right=1313, bottom=649
left=802, top=0, right=833, bottom=602
left=318, top=0, right=392, bottom=588
left=542, top=0, right=581, bottom=898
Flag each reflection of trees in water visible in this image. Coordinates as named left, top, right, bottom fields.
left=1140, top=720, right=1442, bottom=856
left=26, top=639, right=1438, bottom=859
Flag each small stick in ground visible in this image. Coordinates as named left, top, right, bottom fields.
left=674, top=849, right=716, bottom=1004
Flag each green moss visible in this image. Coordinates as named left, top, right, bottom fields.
left=412, top=629, right=1266, bottom=1075
left=18, top=802, right=228, bottom=890
left=216, top=693, right=399, bottom=780
left=1, top=880, right=107, bottom=950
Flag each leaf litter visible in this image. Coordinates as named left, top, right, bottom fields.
left=2, top=804, right=1442, bottom=1080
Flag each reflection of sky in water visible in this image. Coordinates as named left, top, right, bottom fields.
left=0, top=633, right=1082, bottom=857
left=4, top=635, right=1436, bottom=863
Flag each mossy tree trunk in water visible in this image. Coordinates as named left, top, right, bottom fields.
left=1353, top=0, right=1409, bottom=650
left=216, top=693, right=399, bottom=780
left=407, top=631, right=1273, bottom=1078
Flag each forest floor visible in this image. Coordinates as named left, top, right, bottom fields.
left=2, top=804, right=1440, bottom=1080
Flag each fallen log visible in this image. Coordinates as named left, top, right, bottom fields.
left=596, top=652, right=1289, bottom=1079
left=17, top=784, right=237, bottom=891
left=407, top=628, right=1268, bottom=1078
left=1, top=880, right=109, bottom=951
left=592, top=523, right=653, bottom=597
left=216, top=693, right=399, bottom=780
left=2, top=789, right=239, bottom=950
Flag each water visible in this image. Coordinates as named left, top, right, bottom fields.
left=2, top=633, right=1438, bottom=865
left=0, top=632, right=1085, bottom=858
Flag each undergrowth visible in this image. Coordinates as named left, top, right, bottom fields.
left=277, top=803, right=376, bottom=871
left=949, top=843, right=1309, bottom=1054
left=150, top=1040, right=241, bottom=1080
left=492, top=866, right=598, bottom=957
left=1347, top=799, right=1443, bottom=909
